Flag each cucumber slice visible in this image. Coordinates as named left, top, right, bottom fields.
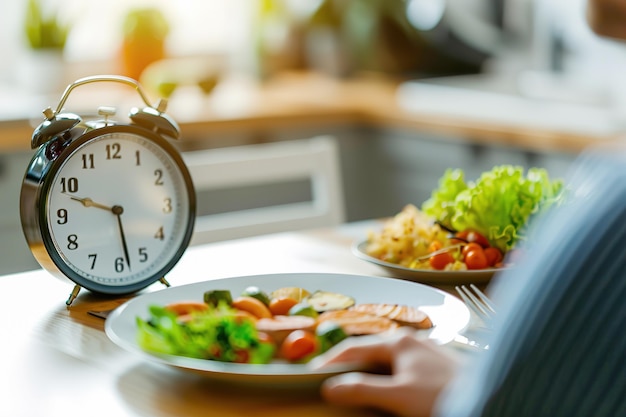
left=307, top=291, right=355, bottom=312
left=288, top=302, right=319, bottom=318
left=241, top=286, right=271, bottom=306
left=316, top=320, right=348, bottom=352
left=203, top=289, right=233, bottom=307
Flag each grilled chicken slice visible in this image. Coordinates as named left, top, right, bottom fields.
left=316, top=310, right=400, bottom=335
left=350, top=303, right=433, bottom=329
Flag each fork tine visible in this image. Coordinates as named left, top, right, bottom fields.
left=455, top=286, right=486, bottom=320
left=469, top=284, right=497, bottom=314
left=455, top=285, right=494, bottom=325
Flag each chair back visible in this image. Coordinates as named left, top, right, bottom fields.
left=183, top=136, right=345, bottom=245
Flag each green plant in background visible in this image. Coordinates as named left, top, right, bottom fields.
left=306, top=0, right=428, bottom=76
left=24, top=0, right=70, bottom=50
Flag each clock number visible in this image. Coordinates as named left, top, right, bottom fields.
left=67, top=234, right=79, bottom=250
left=139, top=247, right=148, bottom=262
left=163, top=198, right=172, bottom=213
left=154, top=227, right=164, bottom=241
left=88, top=254, right=97, bottom=269
left=154, top=169, right=164, bottom=185
left=57, top=209, right=68, bottom=224
left=135, top=150, right=141, bottom=166
left=115, top=257, right=125, bottom=273
left=81, top=153, right=95, bottom=169
left=60, top=177, right=78, bottom=193
left=106, top=143, right=121, bottom=160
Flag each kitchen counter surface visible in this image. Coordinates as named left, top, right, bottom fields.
left=1, top=71, right=622, bottom=154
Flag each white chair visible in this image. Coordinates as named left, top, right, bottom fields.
left=183, top=135, right=345, bottom=245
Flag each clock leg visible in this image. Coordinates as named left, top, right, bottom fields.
left=66, top=285, right=81, bottom=306
left=159, top=277, right=171, bottom=288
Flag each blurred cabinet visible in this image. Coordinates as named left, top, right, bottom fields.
left=0, top=151, right=40, bottom=274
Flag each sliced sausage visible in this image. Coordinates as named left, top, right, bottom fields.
left=316, top=310, right=399, bottom=336
left=350, top=303, right=433, bottom=329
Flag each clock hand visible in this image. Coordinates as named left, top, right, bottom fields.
left=112, top=205, right=131, bottom=271
left=71, top=197, right=132, bottom=270
left=70, top=196, right=113, bottom=212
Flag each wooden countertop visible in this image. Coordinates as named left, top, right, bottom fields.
left=0, top=71, right=619, bottom=154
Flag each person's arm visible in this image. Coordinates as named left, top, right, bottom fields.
left=587, top=0, right=626, bottom=39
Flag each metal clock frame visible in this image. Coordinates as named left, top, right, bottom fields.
left=20, top=75, right=196, bottom=305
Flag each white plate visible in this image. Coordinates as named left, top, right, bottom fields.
left=353, top=240, right=503, bottom=285
left=105, top=272, right=470, bottom=386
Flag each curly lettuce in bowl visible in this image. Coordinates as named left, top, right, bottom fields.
left=421, top=165, right=563, bottom=253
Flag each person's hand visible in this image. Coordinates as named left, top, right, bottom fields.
left=310, top=328, right=460, bottom=417
left=587, top=0, right=626, bottom=40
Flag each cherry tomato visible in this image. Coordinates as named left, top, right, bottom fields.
left=280, top=330, right=319, bottom=361
left=455, top=230, right=469, bottom=239
left=484, top=247, right=503, bottom=267
left=451, top=230, right=469, bottom=245
left=233, top=349, right=250, bottom=363
left=428, top=240, right=443, bottom=253
left=464, top=249, right=488, bottom=270
left=462, top=242, right=483, bottom=258
left=429, top=251, right=455, bottom=270
left=466, top=230, right=490, bottom=248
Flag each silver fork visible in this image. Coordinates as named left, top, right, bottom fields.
left=455, top=284, right=497, bottom=327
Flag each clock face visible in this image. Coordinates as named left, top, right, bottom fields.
left=42, top=130, right=194, bottom=291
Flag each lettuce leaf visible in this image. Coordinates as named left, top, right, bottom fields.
left=136, top=303, right=275, bottom=364
left=421, top=165, right=563, bottom=252
left=421, top=168, right=467, bottom=227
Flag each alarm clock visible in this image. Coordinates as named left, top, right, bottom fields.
left=20, top=75, right=196, bottom=305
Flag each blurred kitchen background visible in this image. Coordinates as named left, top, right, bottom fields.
left=1, top=0, right=625, bottom=274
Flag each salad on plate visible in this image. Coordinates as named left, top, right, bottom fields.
left=363, top=165, right=563, bottom=272
left=136, top=284, right=433, bottom=365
